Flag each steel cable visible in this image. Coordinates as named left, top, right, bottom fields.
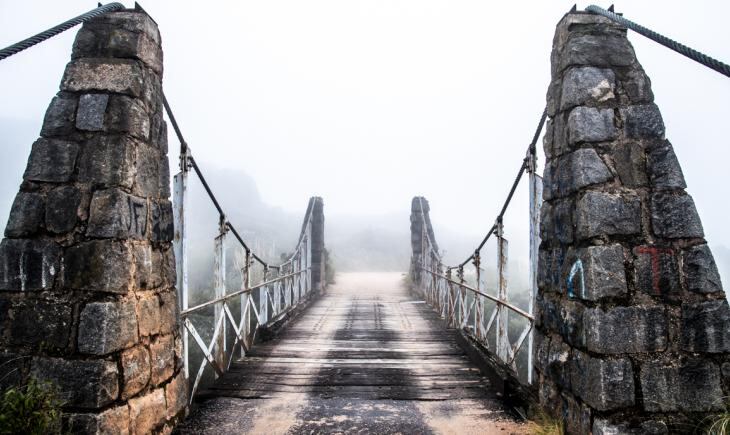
left=586, top=5, right=730, bottom=78
left=0, top=3, right=126, bottom=61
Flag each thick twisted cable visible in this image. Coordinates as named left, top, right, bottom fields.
left=0, top=3, right=126, bottom=61
left=586, top=5, right=730, bottom=78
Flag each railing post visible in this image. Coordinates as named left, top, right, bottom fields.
left=527, top=149, right=542, bottom=385
left=241, top=249, right=251, bottom=357
left=213, top=217, right=227, bottom=376
left=259, top=266, right=269, bottom=325
left=173, top=152, right=190, bottom=380
left=496, top=220, right=510, bottom=362
left=473, top=252, right=482, bottom=339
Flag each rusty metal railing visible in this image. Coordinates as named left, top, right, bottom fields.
left=412, top=109, right=545, bottom=385
left=166, top=96, right=323, bottom=402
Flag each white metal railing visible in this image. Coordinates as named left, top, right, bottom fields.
left=412, top=111, right=545, bottom=385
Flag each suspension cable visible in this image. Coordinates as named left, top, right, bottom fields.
left=0, top=3, right=126, bottom=61
left=586, top=5, right=730, bottom=78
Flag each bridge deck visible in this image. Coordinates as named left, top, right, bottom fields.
left=177, top=272, right=525, bottom=434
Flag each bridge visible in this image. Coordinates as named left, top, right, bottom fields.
left=0, top=3, right=728, bottom=434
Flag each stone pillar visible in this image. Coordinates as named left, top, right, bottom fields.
left=410, top=197, right=437, bottom=282
left=535, top=11, right=729, bottom=433
left=310, top=197, right=325, bottom=292
left=0, top=10, right=187, bottom=434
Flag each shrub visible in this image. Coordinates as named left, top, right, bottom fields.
left=0, top=378, right=63, bottom=435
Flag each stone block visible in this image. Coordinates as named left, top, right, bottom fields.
left=633, top=246, right=681, bottom=299
left=76, top=93, right=109, bottom=131
left=682, top=244, right=723, bottom=294
left=165, top=371, right=188, bottom=419
left=4, top=192, right=44, bottom=237
left=621, top=104, right=665, bottom=139
left=538, top=247, right=568, bottom=293
left=159, top=153, right=171, bottom=198
left=562, top=393, right=592, bottom=435
left=134, top=245, right=163, bottom=290
left=78, top=300, right=139, bottom=355
left=622, top=68, right=654, bottom=104
left=24, top=138, right=79, bottom=183
left=570, top=351, right=635, bottom=411
left=105, top=95, right=150, bottom=141
left=567, top=107, right=617, bottom=144
left=570, top=244, right=627, bottom=301
left=543, top=148, right=612, bottom=200
left=61, top=58, right=144, bottom=98
left=612, top=142, right=648, bottom=188
left=651, top=192, right=704, bottom=239
left=647, top=141, right=686, bottom=189
left=558, top=301, right=584, bottom=347
left=86, top=11, right=161, bottom=45
left=158, top=120, right=169, bottom=154
left=149, top=334, right=175, bottom=386
left=87, top=188, right=148, bottom=239
left=559, top=34, right=635, bottom=72
left=40, top=94, right=77, bottom=137
left=560, top=66, right=615, bottom=111
left=45, top=186, right=82, bottom=234
left=641, top=358, right=724, bottom=412
left=128, top=388, right=166, bottom=434
left=575, top=191, right=641, bottom=240
left=121, top=345, right=151, bottom=400
left=0, top=239, right=61, bottom=291
left=158, top=290, right=179, bottom=335
left=78, top=135, right=135, bottom=188
left=135, top=143, right=160, bottom=197
left=9, top=299, right=71, bottom=349
left=593, top=419, right=668, bottom=435
left=150, top=200, right=174, bottom=242
left=584, top=306, right=667, bottom=354
left=66, top=405, right=129, bottom=435
left=539, top=199, right=574, bottom=244
left=546, top=337, right=572, bottom=389
left=681, top=300, right=730, bottom=353
left=31, top=357, right=119, bottom=409
left=137, top=292, right=161, bottom=336
left=73, top=24, right=162, bottom=75
left=65, top=239, right=133, bottom=293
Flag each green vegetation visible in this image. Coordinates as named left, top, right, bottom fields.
left=526, top=410, right=564, bottom=435
left=0, top=378, right=63, bottom=435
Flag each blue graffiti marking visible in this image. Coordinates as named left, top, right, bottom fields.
left=567, top=260, right=585, bottom=299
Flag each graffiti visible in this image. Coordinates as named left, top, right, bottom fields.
left=567, top=259, right=585, bottom=299
left=126, top=195, right=147, bottom=237
left=635, top=246, right=673, bottom=296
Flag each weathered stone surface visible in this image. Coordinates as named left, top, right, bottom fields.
left=570, top=351, right=635, bottom=411
left=149, top=334, right=175, bottom=386
left=65, top=240, right=133, bottom=293
left=612, top=142, right=648, bottom=188
left=0, top=238, right=61, bottom=291
left=85, top=11, right=162, bottom=45
left=575, top=191, right=641, bottom=240
left=560, top=67, right=615, bottom=110
left=4, top=192, right=44, bottom=237
left=150, top=200, right=174, bottom=242
left=641, top=358, right=724, bottom=412
left=76, top=93, right=109, bottom=131
left=571, top=244, right=627, bottom=301
left=651, top=192, right=704, bottom=239
left=45, top=186, right=81, bottom=234
left=66, top=405, right=130, bottom=435
left=562, top=393, right=592, bottom=435
left=24, top=138, right=79, bottom=183
left=559, top=34, right=635, bottom=72
left=128, top=388, right=166, bottom=434
left=137, top=292, right=161, bottom=337
left=584, top=306, right=667, bottom=354
left=31, top=357, right=119, bottom=409
left=78, top=300, right=139, bottom=355
left=106, top=95, right=150, bottom=141
left=543, top=148, right=612, bottom=200
left=681, top=300, right=730, bottom=353
left=622, top=68, right=654, bottom=104
left=136, top=143, right=160, bottom=197
left=159, top=153, right=171, bottom=198
left=633, top=246, right=680, bottom=299
left=165, top=371, right=188, bottom=419
left=121, top=345, right=150, bottom=399
left=539, top=199, right=574, bottom=245
left=78, top=135, right=135, bottom=188
left=40, top=94, right=77, bottom=137
left=133, top=245, right=163, bottom=290
left=592, top=419, right=668, bottom=435
left=546, top=337, right=572, bottom=389
left=158, top=290, right=179, bottom=335
left=73, top=24, right=162, bottom=74
left=558, top=301, right=584, bottom=347
left=647, top=141, right=686, bottom=189
left=682, top=244, right=723, bottom=294
left=157, top=120, right=169, bottom=154
left=87, top=189, right=148, bottom=239
left=538, top=247, right=568, bottom=293
left=9, top=300, right=71, bottom=349
left=621, top=104, right=665, bottom=139
left=567, top=107, right=617, bottom=144
left=62, top=58, right=144, bottom=97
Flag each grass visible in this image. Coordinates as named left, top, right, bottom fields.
left=526, top=410, right=564, bottom=435
left=703, top=398, right=730, bottom=435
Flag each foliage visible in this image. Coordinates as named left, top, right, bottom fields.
left=0, top=378, right=63, bottom=435
left=703, top=399, right=730, bottom=435
left=525, top=409, right=563, bottom=435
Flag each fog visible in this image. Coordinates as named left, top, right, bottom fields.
left=1, top=1, right=729, bottom=285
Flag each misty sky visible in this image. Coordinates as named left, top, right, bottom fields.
left=1, top=1, right=729, bottom=271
